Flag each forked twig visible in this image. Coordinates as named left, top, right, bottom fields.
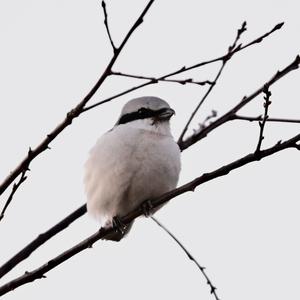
left=179, top=55, right=300, bottom=151
left=83, top=22, right=285, bottom=113
left=0, top=170, right=27, bottom=222
left=101, top=1, right=117, bottom=53
left=177, top=21, right=248, bottom=144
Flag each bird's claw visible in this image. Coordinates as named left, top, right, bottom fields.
left=141, top=200, right=153, bottom=217
left=112, top=216, right=126, bottom=234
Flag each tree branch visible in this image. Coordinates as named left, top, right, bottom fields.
left=101, top=1, right=117, bottom=53
left=0, top=170, right=27, bottom=222
left=231, top=115, right=300, bottom=124
left=151, top=216, right=220, bottom=300
left=111, top=71, right=214, bottom=86
left=255, top=86, right=272, bottom=153
left=177, top=21, right=247, bottom=144
left=179, top=55, right=300, bottom=151
left=235, top=22, right=284, bottom=54
left=1, top=131, right=300, bottom=296
left=0, top=0, right=155, bottom=214
left=83, top=22, right=284, bottom=113
left=0, top=205, right=86, bottom=279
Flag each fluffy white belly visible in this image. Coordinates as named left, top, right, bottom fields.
left=84, top=125, right=181, bottom=226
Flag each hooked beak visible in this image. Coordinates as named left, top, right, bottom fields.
left=157, top=108, right=175, bottom=120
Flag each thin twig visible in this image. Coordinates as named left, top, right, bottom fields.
left=101, top=1, right=117, bottom=53
left=177, top=62, right=226, bottom=144
left=228, top=21, right=247, bottom=52
left=179, top=55, right=300, bottom=151
left=83, top=22, right=284, bottom=113
left=232, top=115, right=300, bottom=124
left=111, top=71, right=214, bottom=86
left=0, top=0, right=155, bottom=212
left=0, top=170, right=27, bottom=222
left=151, top=216, right=220, bottom=300
left=1, top=131, right=300, bottom=296
left=177, top=21, right=248, bottom=144
left=235, top=22, right=284, bottom=54
left=196, top=110, right=218, bottom=132
left=255, top=86, right=272, bottom=152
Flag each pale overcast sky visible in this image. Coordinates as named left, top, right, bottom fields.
left=0, top=1, right=300, bottom=299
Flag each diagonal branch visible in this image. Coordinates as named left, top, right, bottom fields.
left=177, top=61, right=227, bottom=144
left=177, top=22, right=248, bottom=144
left=83, top=22, right=284, bottom=113
left=0, top=205, right=86, bottom=279
left=151, top=216, right=220, bottom=300
left=0, top=0, right=155, bottom=215
left=236, top=22, right=284, bottom=54
left=0, top=170, right=27, bottom=222
left=1, top=131, right=300, bottom=296
left=179, top=55, right=300, bottom=151
left=101, top=1, right=117, bottom=53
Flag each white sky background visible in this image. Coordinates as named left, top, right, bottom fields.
left=0, top=0, right=300, bottom=299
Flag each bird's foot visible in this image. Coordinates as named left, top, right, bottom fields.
left=141, top=200, right=154, bottom=217
left=112, top=216, right=126, bottom=234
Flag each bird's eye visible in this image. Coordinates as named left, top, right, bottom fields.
left=138, top=107, right=147, bottom=114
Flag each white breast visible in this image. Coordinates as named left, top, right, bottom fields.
left=84, top=120, right=181, bottom=226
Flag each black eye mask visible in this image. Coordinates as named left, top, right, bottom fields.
left=117, top=107, right=168, bottom=125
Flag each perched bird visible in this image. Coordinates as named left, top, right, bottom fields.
left=84, top=96, right=181, bottom=241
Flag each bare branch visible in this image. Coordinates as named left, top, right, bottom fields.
left=196, top=110, right=218, bottom=132
left=151, top=216, right=220, bottom=300
left=177, top=21, right=282, bottom=144
left=0, top=205, right=86, bottom=279
left=235, top=22, right=284, bottom=54
left=0, top=170, right=27, bottom=222
left=0, top=0, right=155, bottom=209
left=179, top=55, right=300, bottom=151
left=83, top=22, right=284, bottom=113
left=177, top=21, right=248, bottom=144
left=255, top=86, right=272, bottom=153
left=101, top=1, right=117, bottom=53
left=111, top=71, right=214, bottom=86
left=1, top=130, right=300, bottom=296
left=177, top=62, right=226, bottom=143
left=232, top=115, right=300, bottom=124
left=228, top=21, right=247, bottom=52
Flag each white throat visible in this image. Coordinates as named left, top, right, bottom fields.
left=119, top=118, right=172, bottom=136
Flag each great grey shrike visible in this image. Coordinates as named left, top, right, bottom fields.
left=84, top=96, right=181, bottom=241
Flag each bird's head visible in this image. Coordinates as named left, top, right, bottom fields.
left=116, top=96, right=175, bottom=128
